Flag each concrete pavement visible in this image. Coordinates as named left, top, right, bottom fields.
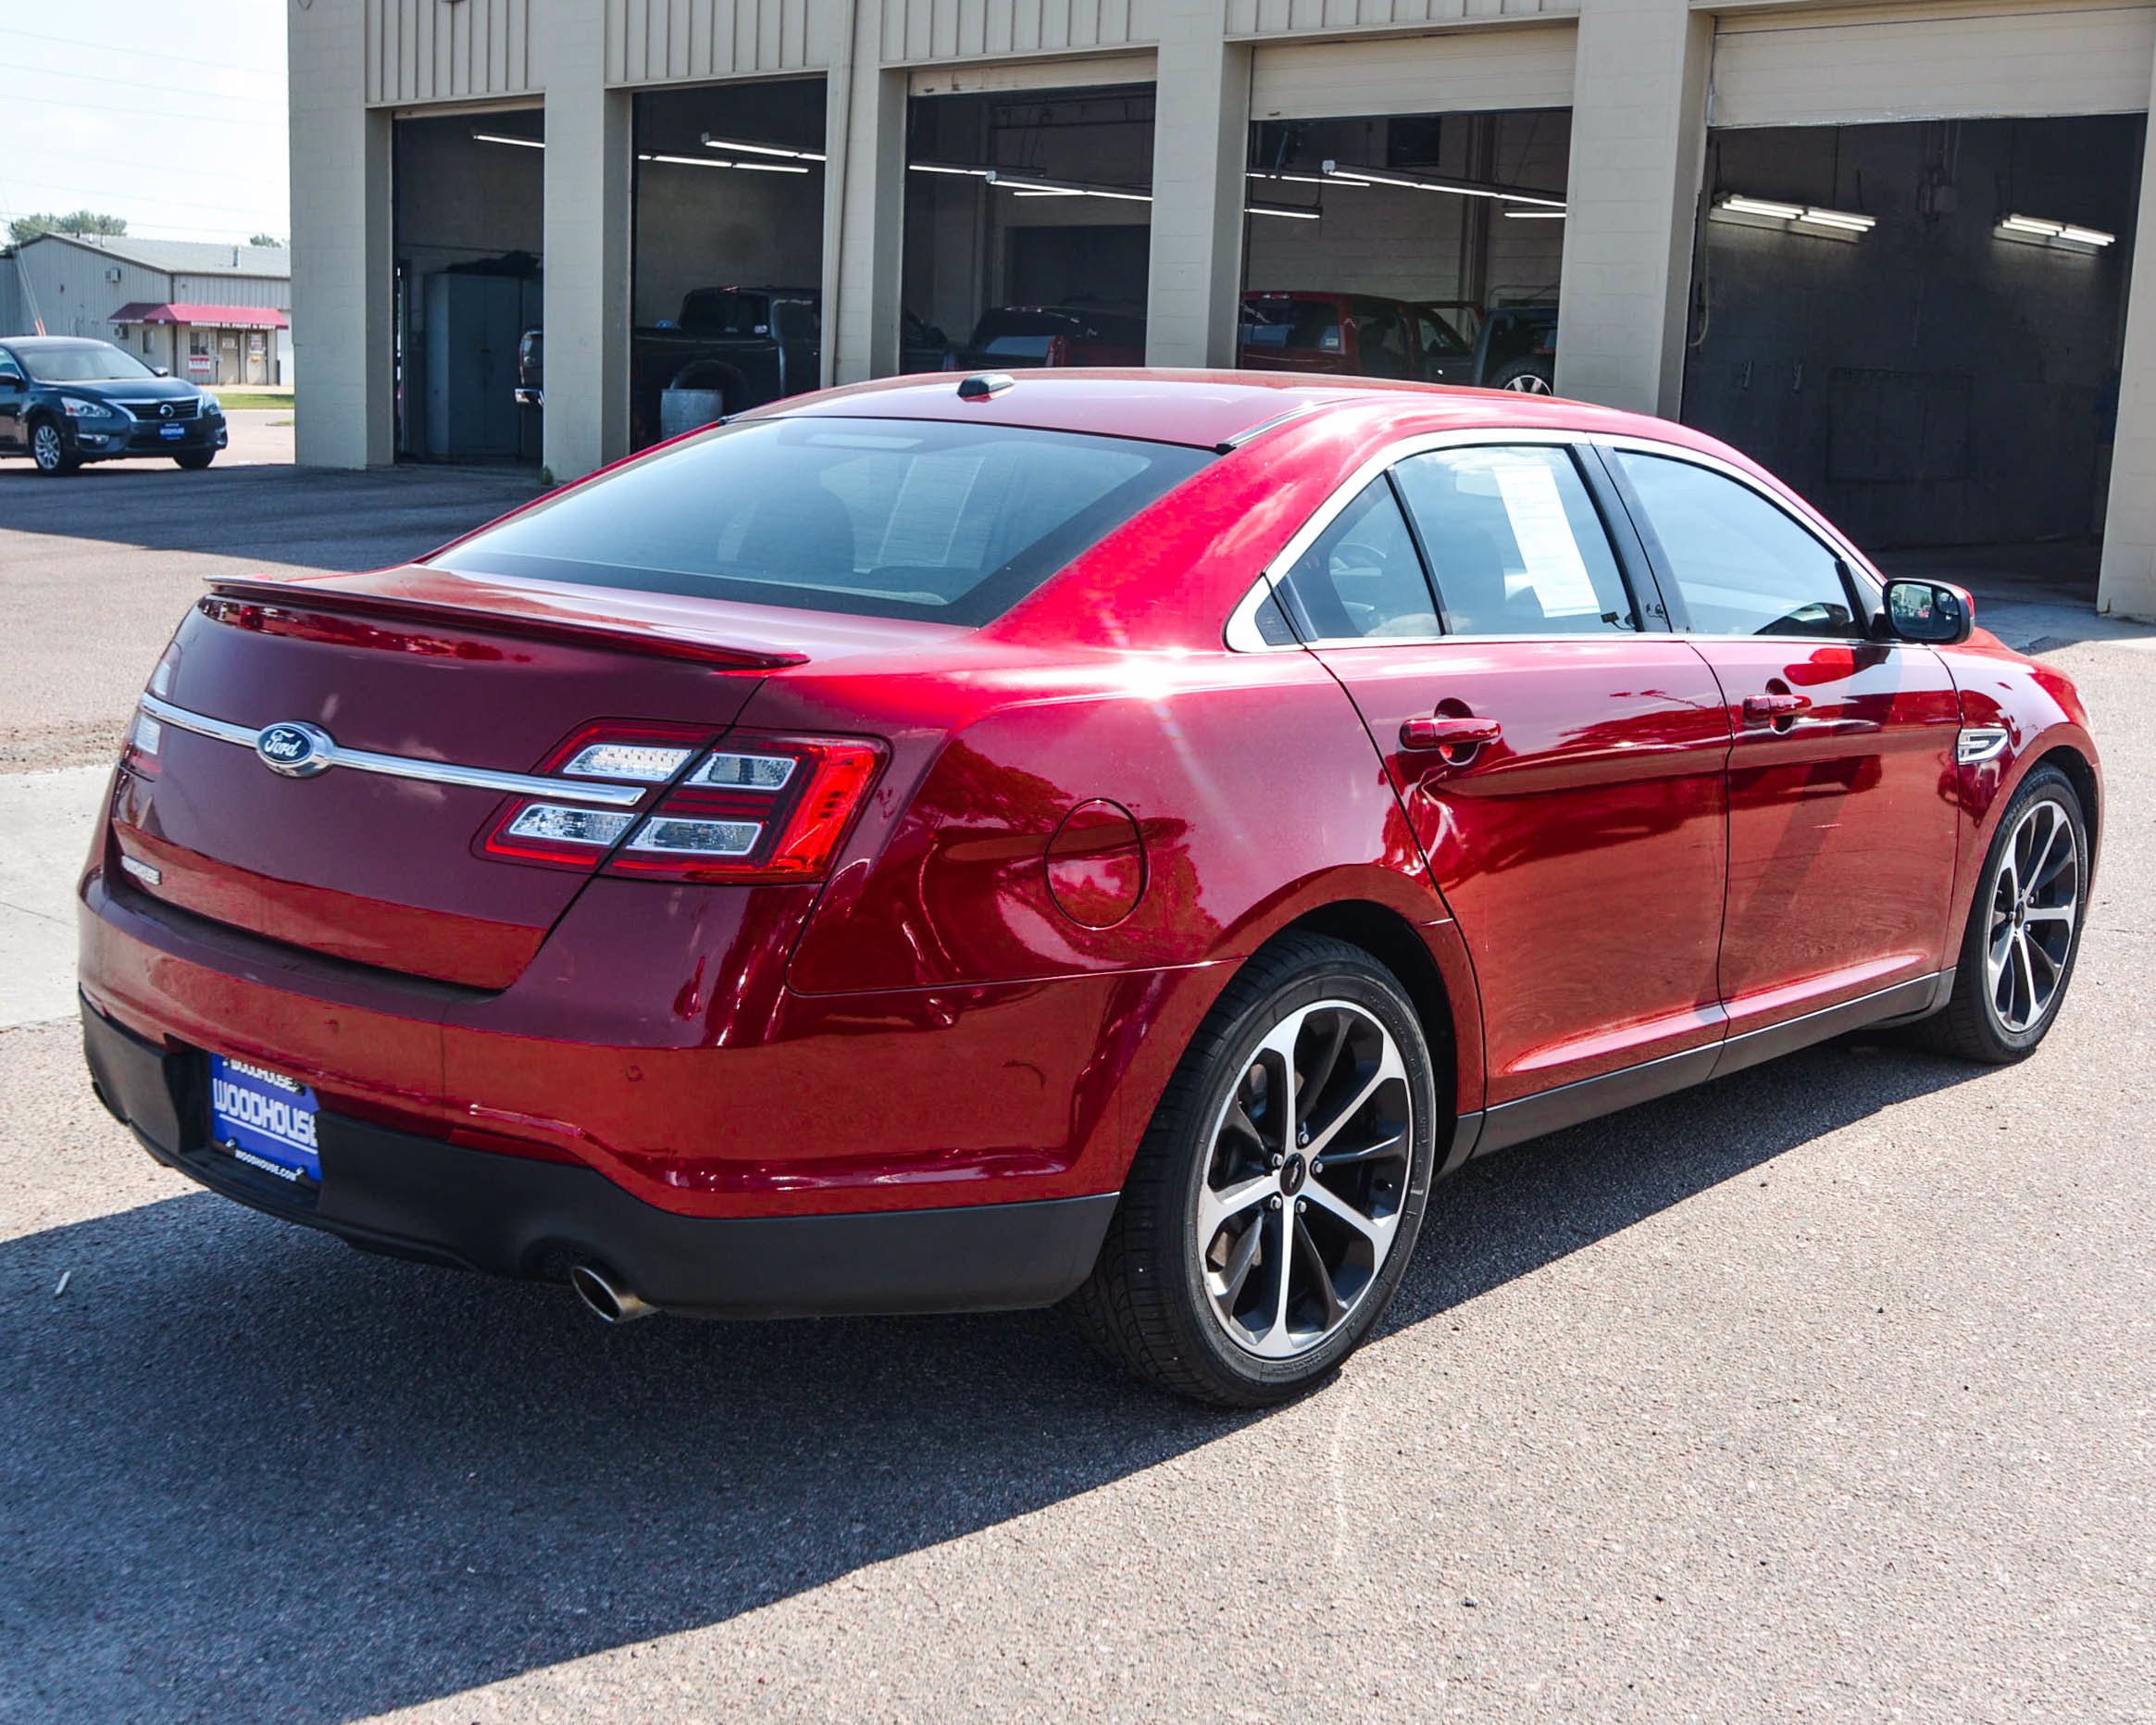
left=0, top=767, right=106, bottom=1029
left=0, top=470, right=2150, bottom=1721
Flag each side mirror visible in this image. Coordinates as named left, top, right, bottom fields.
left=0, top=375, right=21, bottom=391
left=1880, top=578, right=1975, bottom=645
left=152, top=366, right=169, bottom=377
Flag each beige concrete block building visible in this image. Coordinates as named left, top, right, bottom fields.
left=287, top=0, right=2156, bottom=619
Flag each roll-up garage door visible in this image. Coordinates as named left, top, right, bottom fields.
left=1713, top=0, right=2156, bottom=128
left=1249, top=20, right=1576, bottom=120
left=908, top=51, right=1156, bottom=96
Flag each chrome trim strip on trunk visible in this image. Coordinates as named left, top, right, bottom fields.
left=137, top=694, right=649, bottom=809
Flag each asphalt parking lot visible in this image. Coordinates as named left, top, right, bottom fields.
left=1, top=456, right=2152, bottom=1722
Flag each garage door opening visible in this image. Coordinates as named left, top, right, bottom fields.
left=904, top=82, right=1156, bottom=374
left=393, top=109, right=543, bottom=463
left=1240, top=108, right=1570, bottom=392
left=1683, top=115, right=2143, bottom=551
left=629, top=78, right=828, bottom=452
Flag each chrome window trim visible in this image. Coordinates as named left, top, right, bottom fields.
left=137, top=693, right=649, bottom=809
left=1223, top=426, right=1887, bottom=653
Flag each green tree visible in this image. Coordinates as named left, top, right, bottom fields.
left=247, top=232, right=285, bottom=249
left=8, top=210, right=129, bottom=244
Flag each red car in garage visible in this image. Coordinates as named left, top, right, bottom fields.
left=79, top=369, right=2100, bottom=1405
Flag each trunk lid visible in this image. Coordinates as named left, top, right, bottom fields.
left=108, top=569, right=880, bottom=988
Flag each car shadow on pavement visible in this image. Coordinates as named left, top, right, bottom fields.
left=0, top=462, right=539, bottom=575
left=0, top=1032, right=1979, bottom=1721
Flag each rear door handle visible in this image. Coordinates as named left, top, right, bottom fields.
left=1401, top=714, right=1502, bottom=752
left=1741, top=692, right=1812, bottom=724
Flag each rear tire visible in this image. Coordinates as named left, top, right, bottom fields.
left=1918, top=763, right=2088, bottom=1063
left=173, top=449, right=216, bottom=470
left=29, top=418, right=77, bottom=475
left=1066, top=934, right=1439, bottom=1406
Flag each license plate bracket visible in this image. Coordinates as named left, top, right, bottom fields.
left=208, top=1054, right=320, bottom=1184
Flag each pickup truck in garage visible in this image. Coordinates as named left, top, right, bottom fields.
left=516, top=288, right=953, bottom=449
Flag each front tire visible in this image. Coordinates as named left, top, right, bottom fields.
left=1921, top=763, right=2089, bottom=1063
left=1067, top=934, right=1439, bottom=1406
left=29, top=418, right=77, bottom=475
left=173, top=449, right=217, bottom=470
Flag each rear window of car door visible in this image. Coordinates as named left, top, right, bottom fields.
left=1390, top=445, right=1639, bottom=635
left=1609, top=450, right=1863, bottom=638
left=1270, top=479, right=1440, bottom=641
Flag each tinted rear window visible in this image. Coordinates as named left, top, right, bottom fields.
left=679, top=292, right=769, bottom=335
left=1241, top=298, right=1342, bottom=353
left=435, top=417, right=1211, bottom=625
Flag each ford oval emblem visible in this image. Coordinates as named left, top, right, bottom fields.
left=255, top=720, right=334, bottom=779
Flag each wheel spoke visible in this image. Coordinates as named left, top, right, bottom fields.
left=1266, top=1207, right=1296, bottom=1343
left=2023, top=902, right=2076, bottom=930
left=1314, top=1127, right=1406, bottom=1169
left=1302, top=1177, right=1396, bottom=1254
left=1199, top=1173, right=1277, bottom=1242
left=1221, top=1100, right=1265, bottom=1150
left=1295, top=1011, right=1352, bottom=1127
left=1210, top=1215, right=1265, bottom=1308
left=1293, top=1215, right=1346, bottom=1330
left=1303, top=1042, right=1406, bottom=1159
left=2012, top=933, right=2038, bottom=1028
left=2031, top=818, right=2075, bottom=894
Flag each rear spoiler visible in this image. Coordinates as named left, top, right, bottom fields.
left=202, top=576, right=809, bottom=671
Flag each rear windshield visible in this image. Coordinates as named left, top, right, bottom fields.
left=1242, top=298, right=1342, bottom=353
left=679, top=291, right=770, bottom=335
left=434, top=417, right=1211, bottom=625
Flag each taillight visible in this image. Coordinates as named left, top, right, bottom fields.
left=478, top=724, right=884, bottom=883
left=479, top=720, right=716, bottom=870
left=608, top=735, right=884, bottom=882
left=122, top=648, right=181, bottom=778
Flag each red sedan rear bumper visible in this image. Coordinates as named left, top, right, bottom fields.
left=76, top=860, right=1168, bottom=1312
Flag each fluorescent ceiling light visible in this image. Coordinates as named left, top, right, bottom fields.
left=1995, top=212, right=2115, bottom=252
left=1247, top=170, right=1343, bottom=189
left=1320, top=159, right=1565, bottom=208
left=909, top=161, right=993, bottom=177
left=1797, top=206, right=1876, bottom=231
left=1247, top=203, right=1321, bottom=221
left=642, top=152, right=808, bottom=175
left=1014, top=189, right=1083, bottom=198
left=986, top=171, right=1153, bottom=204
left=1503, top=208, right=1567, bottom=219
left=701, top=135, right=825, bottom=162
left=1713, top=193, right=1874, bottom=241
left=473, top=131, right=542, bottom=149
left=1719, top=194, right=1802, bottom=220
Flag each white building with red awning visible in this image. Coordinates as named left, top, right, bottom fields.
left=0, top=232, right=291, bottom=386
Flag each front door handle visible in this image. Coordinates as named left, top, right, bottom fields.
left=1742, top=692, right=1813, bottom=725
left=1401, top=714, right=1502, bottom=753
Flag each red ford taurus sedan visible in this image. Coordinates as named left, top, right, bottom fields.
left=78, top=369, right=2099, bottom=1405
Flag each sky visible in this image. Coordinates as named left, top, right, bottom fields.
left=0, top=0, right=291, bottom=244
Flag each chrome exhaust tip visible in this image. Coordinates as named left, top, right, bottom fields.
left=568, top=1261, right=657, bottom=1324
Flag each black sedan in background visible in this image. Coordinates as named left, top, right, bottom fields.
left=0, top=336, right=228, bottom=475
